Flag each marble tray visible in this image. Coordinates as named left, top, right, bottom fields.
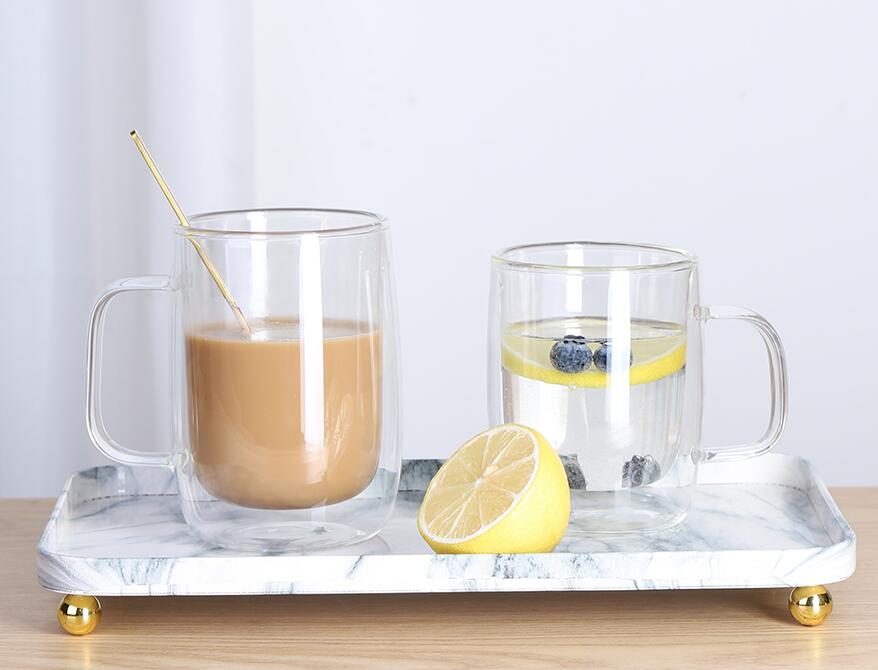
left=37, top=454, right=855, bottom=596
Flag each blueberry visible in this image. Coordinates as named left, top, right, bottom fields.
left=550, top=335, right=593, bottom=373
left=560, top=454, right=588, bottom=490
left=593, top=342, right=634, bottom=372
left=621, top=454, right=661, bottom=488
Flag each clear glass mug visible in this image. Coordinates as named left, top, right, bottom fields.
left=87, top=209, right=401, bottom=551
left=488, top=242, right=787, bottom=533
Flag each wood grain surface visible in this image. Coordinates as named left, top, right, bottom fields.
left=0, top=489, right=873, bottom=669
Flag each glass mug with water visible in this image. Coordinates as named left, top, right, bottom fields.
left=87, top=209, right=401, bottom=551
left=489, top=242, right=787, bottom=532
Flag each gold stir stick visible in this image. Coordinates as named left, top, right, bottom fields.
left=129, top=130, right=251, bottom=334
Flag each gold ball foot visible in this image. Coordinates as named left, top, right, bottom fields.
left=789, top=585, right=832, bottom=626
left=57, top=595, right=102, bottom=635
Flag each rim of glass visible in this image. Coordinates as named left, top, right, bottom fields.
left=492, top=241, right=697, bottom=272
left=175, top=208, right=386, bottom=238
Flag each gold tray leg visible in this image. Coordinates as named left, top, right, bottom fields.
left=789, top=585, right=832, bottom=626
left=57, top=595, right=102, bottom=635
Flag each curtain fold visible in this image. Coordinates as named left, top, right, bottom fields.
left=0, top=0, right=255, bottom=495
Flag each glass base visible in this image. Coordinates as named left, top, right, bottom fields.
left=177, top=467, right=398, bottom=553
left=191, top=519, right=383, bottom=554
left=566, top=488, right=689, bottom=534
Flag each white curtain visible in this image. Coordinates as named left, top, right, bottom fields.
left=2, top=1, right=877, bottom=495
left=0, top=0, right=256, bottom=495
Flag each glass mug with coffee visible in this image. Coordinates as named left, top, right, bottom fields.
left=87, top=209, right=401, bottom=551
left=489, top=242, right=787, bottom=533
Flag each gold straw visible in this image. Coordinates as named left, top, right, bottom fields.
left=129, top=130, right=251, bottom=334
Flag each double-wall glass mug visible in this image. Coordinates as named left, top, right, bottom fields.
left=87, top=209, right=401, bottom=551
left=488, top=242, right=787, bottom=533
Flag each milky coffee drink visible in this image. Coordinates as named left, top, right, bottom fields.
left=186, top=319, right=382, bottom=509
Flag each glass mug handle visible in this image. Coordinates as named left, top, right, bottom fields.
left=86, top=276, right=174, bottom=468
left=698, top=305, right=788, bottom=462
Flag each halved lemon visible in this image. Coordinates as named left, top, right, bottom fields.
left=501, top=316, right=686, bottom=388
left=417, top=424, right=570, bottom=554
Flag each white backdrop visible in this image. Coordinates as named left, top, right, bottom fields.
left=1, top=0, right=876, bottom=496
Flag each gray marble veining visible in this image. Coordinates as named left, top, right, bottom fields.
left=37, top=454, right=856, bottom=596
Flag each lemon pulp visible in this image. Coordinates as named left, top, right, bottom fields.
left=501, top=316, right=686, bottom=388
left=418, top=424, right=570, bottom=554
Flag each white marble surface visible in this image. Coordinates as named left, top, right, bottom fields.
left=37, top=454, right=856, bottom=596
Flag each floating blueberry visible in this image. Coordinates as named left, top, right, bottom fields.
left=550, top=335, right=593, bottom=373
left=621, top=454, right=661, bottom=488
left=593, top=342, right=634, bottom=372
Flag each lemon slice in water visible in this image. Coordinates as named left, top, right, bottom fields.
left=501, top=317, right=686, bottom=388
left=417, top=424, right=570, bottom=554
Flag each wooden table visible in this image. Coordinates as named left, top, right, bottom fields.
left=0, top=490, right=873, bottom=669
